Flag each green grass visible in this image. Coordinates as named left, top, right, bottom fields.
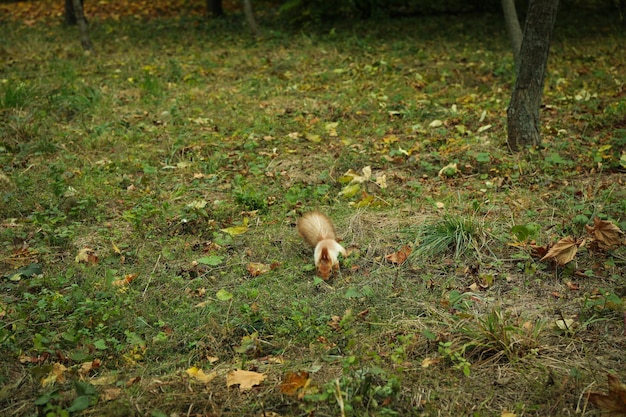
left=1, top=9, right=626, bottom=417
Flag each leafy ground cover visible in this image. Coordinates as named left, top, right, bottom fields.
left=1, top=3, right=626, bottom=416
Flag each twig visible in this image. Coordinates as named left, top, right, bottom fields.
left=334, top=379, right=345, bottom=417
left=142, top=254, right=161, bottom=298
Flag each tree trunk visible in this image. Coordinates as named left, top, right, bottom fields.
left=207, top=0, right=223, bottom=17
left=243, top=0, right=259, bottom=37
left=506, top=0, right=559, bottom=151
left=65, top=0, right=85, bottom=25
left=72, top=0, right=94, bottom=52
left=501, top=0, right=523, bottom=68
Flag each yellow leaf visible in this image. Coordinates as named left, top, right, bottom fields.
left=226, top=369, right=266, bottom=392
left=221, top=218, right=249, bottom=236
left=305, top=133, right=321, bottom=142
left=280, top=371, right=311, bottom=396
left=421, top=357, right=440, bottom=368
left=41, top=363, right=67, bottom=387
left=186, top=366, right=218, bottom=384
left=540, top=236, right=579, bottom=265
left=501, top=412, right=516, bottom=417
left=75, top=247, right=98, bottom=264
left=339, top=183, right=361, bottom=198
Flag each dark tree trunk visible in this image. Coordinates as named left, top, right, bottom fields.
left=243, top=0, right=259, bottom=37
left=506, top=0, right=559, bottom=151
left=207, top=0, right=223, bottom=17
left=72, top=0, right=94, bottom=52
left=65, top=0, right=84, bottom=25
left=501, top=0, right=522, bottom=68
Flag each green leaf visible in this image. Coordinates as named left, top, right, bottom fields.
left=93, top=339, right=107, bottom=350
left=74, top=381, right=96, bottom=397
left=197, top=255, right=224, bottom=266
left=216, top=288, right=233, bottom=301
left=510, top=223, right=540, bottom=242
left=344, top=287, right=362, bottom=298
left=67, top=395, right=91, bottom=412
left=5, top=263, right=42, bottom=281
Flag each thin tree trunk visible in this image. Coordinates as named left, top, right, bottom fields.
left=506, top=0, right=559, bottom=151
left=207, top=0, right=223, bottom=17
left=243, top=0, right=259, bottom=37
left=72, top=0, right=94, bottom=52
left=65, top=0, right=87, bottom=25
left=501, top=0, right=523, bottom=68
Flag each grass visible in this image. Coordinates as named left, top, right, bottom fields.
left=1, top=4, right=626, bottom=417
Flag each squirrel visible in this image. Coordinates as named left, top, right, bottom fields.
left=297, top=211, right=347, bottom=280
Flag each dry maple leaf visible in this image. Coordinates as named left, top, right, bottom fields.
left=279, top=371, right=311, bottom=396
left=540, top=236, right=579, bottom=265
left=75, top=248, right=98, bottom=264
left=588, top=373, right=626, bottom=416
left=385, top=245, right=412, bottom=264
left=586, top=217, right=624, bottom=248
left=226, top=370, right=266, bottom=392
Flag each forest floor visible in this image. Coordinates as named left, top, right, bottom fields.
left=1, top=2, right=626, bottom=416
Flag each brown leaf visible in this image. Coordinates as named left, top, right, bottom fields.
left=247, top=262, right=271, bottom=277
left=385, top=245, right=412, bottom=264
left=226, top=370, right=266, bottom=392
left=101, top=387, right=122, bottom=401
left=328, top=315, right=342, bottom=331
left=586, top=217, right=624, bottom=248
left=588, top=373, right=626, bottom=415
left=279, top=371, right=310, bottom=396
left=540, top=236, right=579, bottom=265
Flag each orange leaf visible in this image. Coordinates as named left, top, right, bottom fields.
left=540, top=236, right=579, bottom=265
left=385, top=245, right=412, bottom=264
left=279, top=371, right=311, bottom=396
left=226, top=370, right=266, bottom=392
left=112, top=273, right=138, bottom=287
left=588, top=373, right=626, bottom=415
left=586, top=217, right=624, bottom=248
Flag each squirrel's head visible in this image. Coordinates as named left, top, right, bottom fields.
left=317, top=259, right=333, bottom=280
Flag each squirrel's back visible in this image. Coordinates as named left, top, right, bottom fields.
left=297, top=211, right=337, bottom=247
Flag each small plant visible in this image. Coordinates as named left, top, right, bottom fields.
left=461, top=308, right=544, bottom=362
left=413, top=214, right=483, bottom=259
left=438, top=341, right=471, bottom=376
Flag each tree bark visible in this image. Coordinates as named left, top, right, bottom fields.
left=65, top=0, right=85, bottom=25
left=506, top=0, right=559, bottom=151
left=72, top=0, right=94, bottom=52
left=501, top=0, right=523, bottom=68
left=207, top=0, right=223, bottom=17
left=243, top=0, right=259, bottom=37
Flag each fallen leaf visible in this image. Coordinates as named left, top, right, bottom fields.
left=588, top=373, right=626, bottom=415
left=421, top=357, right=440, bottom=368
left=186, top=366, right=218, bottom=384
left=112, top=273, right=138, bottom=287
left=429, top=119, right=443, bottom=128
left=41, top=363, right=67, bottom=387
left=101, top=387, right=122, bottom=401
left=586, top=217, right=624, bottom=248
left=555, top=318, right=575, bottom=331
left=78, top=359, right=101, bottom=377
left=501, top=412, right=516, bottom=417
left=221, top=218, right=249, bottom=236
left=279, top=371, right=310, bottom=396
left=75, top=248, right=98, bottom=264
left=565, top=281, right=580, bottom=291
left=327, top=315, right=342, bottom=331
left=540, top=236, right=579, bottom=265
left=385, top=245, right=412, bottom=264
left=247, top=262, right=271, bottom=277
left=438, top=162, right=458, bottom=178
left=226, top=370, right=266, bottom=392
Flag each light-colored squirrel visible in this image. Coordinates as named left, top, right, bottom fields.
left=297, top=211, right=347, bottom=280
